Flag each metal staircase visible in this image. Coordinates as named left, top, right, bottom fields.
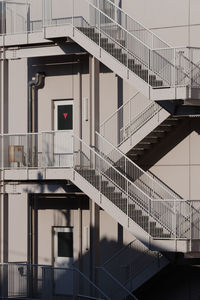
left=68, top=0, right=200, bottom=100
left=72, top=134, right=200, bottom=253
left=100, top=92, right=170, bottom=153
left=127, top=116, right=184, bottom=163
left=76, top=26, right=164, bottom=88
left=4, top=0, right=200, bottom=99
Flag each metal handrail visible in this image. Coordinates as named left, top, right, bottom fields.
left=74, top=134, right=153, bottom=202
left=102, top=239, right=137, bottom=267
left=100, top=92, right=139, bottom=128
left=92, top=0, right=172, bottom=49
left=74, top=135, right=185, bottom=237
left=96, top=266, right=138, bottom=300
left=95, top=132, right=177, bottom=200
left=88, top=0, right=200, bottom=87
left=118, top=101, right=161, bottom=145
left=87, top=1, right=155, bottom=50
left=0, top=263, right=111, bottom=300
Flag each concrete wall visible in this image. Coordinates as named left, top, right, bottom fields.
left=121, top=0, right=200, bottom=47
left=37, top=204, right=133, bottom=267
left=150, top=119, right=200, bottom=200
left=8, top=194, right=27, bottom=262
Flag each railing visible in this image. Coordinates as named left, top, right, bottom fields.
left=96, top=266, right=138, bottom=300
left=91, top=0, right=170, bottom=49
left=2, top=131, right=200, bottom=240
left=1, top=0, right=200, bottom=89
left=2, top=130, right=73, bottom=169
left=96, top=131, right=176, bottom=201
left=102, top=239, right=166, bottom=291
left=91, top=0, right=200, bottom=88
left=0, top=263, right=110, bottom=300
left=74, top=134, right=198, bottom=239
left=100, top=92, right=162, bottom=147
left=79, top=3, right=200, bottom=88
left=95, top=131, right=200, bottom=239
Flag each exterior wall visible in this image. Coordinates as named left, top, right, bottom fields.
left=8, top=194, right=27, bottom=262
left=37, top=203, right=133, bottom=268
left=9, top=59, right=27, bottom=133
left=121, top=0, right=200, bottom=47
left=150, top=120, right=200, bottom=200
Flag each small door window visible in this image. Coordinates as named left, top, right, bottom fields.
left=57, top=105, right=73, bottom=130
left=58, top=232, right=73, bottom=258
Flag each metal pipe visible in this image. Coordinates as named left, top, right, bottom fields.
left=28, top=72, right=45, bottom=133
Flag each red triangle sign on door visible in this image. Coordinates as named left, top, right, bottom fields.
left=63, top=113, right=68, bottom=119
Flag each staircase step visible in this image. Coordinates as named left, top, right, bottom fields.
left=164, top=119, right=179, bottom=125
left=101, top=186, right=116, bottom=194
left=100, top=37, right=108, bottom=44
left=139, top=69, right=149, bottom=82
left=157, top=125, right=173, bottom=131
left=78, top=169, right=96, bottom=176
left=137, top=142, right=152, bottom=149
left=101, top=42, right=115, bottom=51
left=149, top=75, right=156, bottom=81
left=119, top=53, right=127, bottom=65
left=117, top=39, right=126, bottom=47
left=143, top=137, right=159, bottom=143
left=128, top=153, right=139, bottom=159
left=150, top=130, right=165, bottom=137
left=152, top=80, right=163, bottom=87
left=128, top=58, right=135, bottom=66
left=77, top=27, right=95, bottom=34
left=130, top=148, right=145, bottom=155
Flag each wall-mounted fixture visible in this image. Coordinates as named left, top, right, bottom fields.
left=83, top=97, right=89, bottom=121
left=84, top=226, right=89, bottom=251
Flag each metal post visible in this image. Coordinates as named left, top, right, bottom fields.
left=174, top=200, right=176, bottom=240
left=173, top=48, right=176, bottom=97
left=190, top=47, right=193, bottom=88
left=148, top=199, right=150, bottom=236
left=127, top=179, right=129, bottom=226
left=98, top=5, right=101, bottom=56
left=126, top=33, right=129, bottom=79
left=129, top=98, right=131, bottom=132
left=72, top=0, right=74, bottom=36
left=190, top=201, right=192, bottom=251
left=148, top=48, right=150, bottom=86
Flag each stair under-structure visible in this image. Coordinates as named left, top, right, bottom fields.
left=100, top=239, right=169, bottom=294
left=127, top=116, right=184, bottom=163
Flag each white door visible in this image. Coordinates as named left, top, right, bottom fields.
left=53, top=227, right=74, bottom=295
left=53, top=100, right=73, bottom=167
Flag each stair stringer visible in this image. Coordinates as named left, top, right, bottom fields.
left=118, top=108, right=170, bottom=154
left=71, top=170, right=189, bottom=253
left=125, top=254, right=169, bottom=292
left=44, top=25, right=188, bottom=101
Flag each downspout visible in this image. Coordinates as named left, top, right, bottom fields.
left=28, top=72, right=45, bottom=133
left=27, top=73, right=45, bottom=266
